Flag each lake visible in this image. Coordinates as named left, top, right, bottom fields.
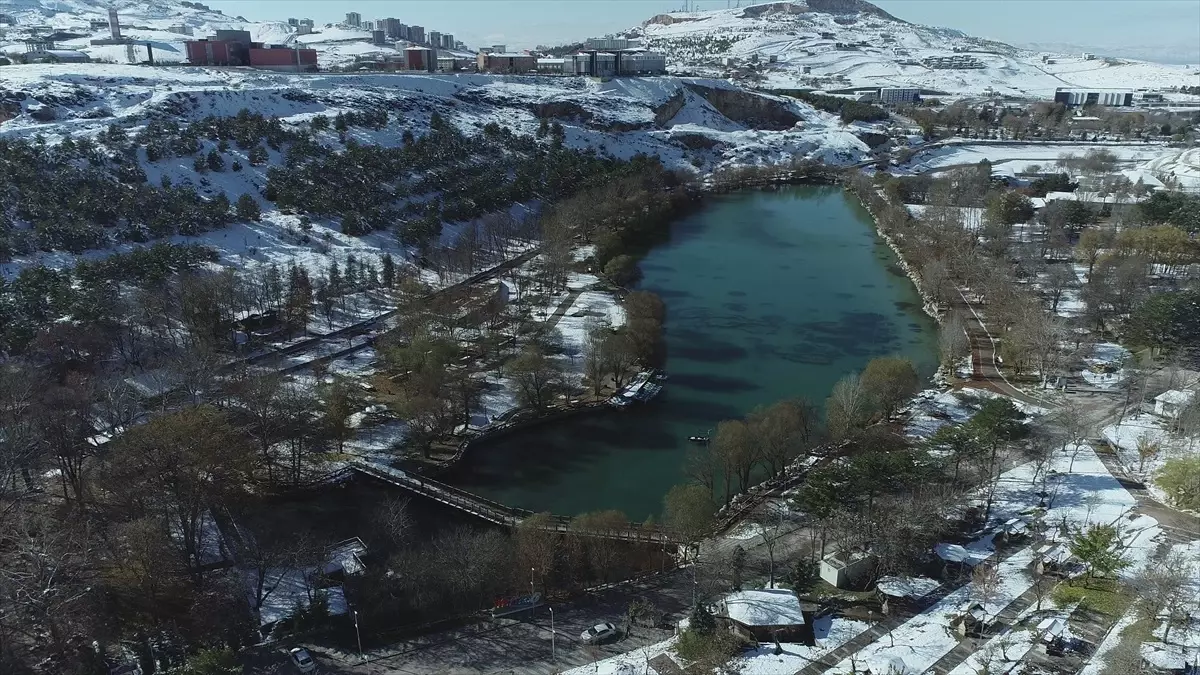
left=447, top=185, right=939, bottom=520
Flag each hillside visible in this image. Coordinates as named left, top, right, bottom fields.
left=632, top=0, right=1200, bottom=98
left=0, top=65, right=870, bottom=296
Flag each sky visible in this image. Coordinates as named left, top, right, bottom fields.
left=202, top=0, right=1200, bottom=62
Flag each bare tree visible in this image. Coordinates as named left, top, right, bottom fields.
left=1131, top=552, right=1195, bottom=641
left=939, top=312, right=971, bottom=373
left=826, top=373, right=871, bottom=440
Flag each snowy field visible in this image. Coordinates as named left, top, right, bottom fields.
left=902, top=143, right=1169, bottom=175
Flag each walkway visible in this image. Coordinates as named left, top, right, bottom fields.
left=950, top=288, right=1052, bottom=409
left=350, top=460, right=681, bottom=545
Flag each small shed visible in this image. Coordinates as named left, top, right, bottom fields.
left=717, top=589, right=810, bottom=644
left=997, top=518, right=1029, bottom=545
left=324, top=537, right=368, bottom=578
left=820, top=548, right=876, bottom=589
left=1034, top=543, right=1082, bottom=578
left=949, top=602, right=989, bottom=637
left=934, top=542, right=989, bottom=579
left=1153, top=390, right=1195, bottom=419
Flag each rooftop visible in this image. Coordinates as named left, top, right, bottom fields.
left=876, top=575, right=941, bottom=599
left=1154, top=389, right=1195, bottom=406
left=720, top=589, right=806, bottom=627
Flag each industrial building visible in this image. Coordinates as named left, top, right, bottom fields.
left=1054, top=88, right=1134, bottom=108
left=537, top=57, right=566, bottom=74
left=584, top=37, right=634, bottom=51
left=477, top=52, right=536, bottom=73
left=878, top=87, right=921, bottom=105
left=185, top=30, right=317, bottom=70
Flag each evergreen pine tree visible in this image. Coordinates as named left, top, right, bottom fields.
left=689, top=602, right=716, bottom=636
left=381, top=253, right=395, bottom=288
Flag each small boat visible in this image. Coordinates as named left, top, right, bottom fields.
left=688, top=436, right=709, bottom=444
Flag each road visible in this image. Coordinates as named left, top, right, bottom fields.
left=951, top=288, right=1051, bottom=408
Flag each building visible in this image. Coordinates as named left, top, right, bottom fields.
left=409, top=25, right=425, bottom=44
left=429, top=30, right=442, bottom=48
left=819, top=548, right=876, bottom=589
left=537, top=57, right=565, bottom=74
left=436, top=54, right=473, bottom=72
left=875, top=575, right=940, bottom=615
left=571, top=51, right=616, bottom=77
left=362, top=20, right=374, bottom=32
left=296, top=24, right=312, bottom=36
left=166, top=25, right=194, bottom=36
left=288, top=18, right=298, bottom=26
left=1082, top=52, right=1095, bottom=60
left=299, top=18, right=314, bottom=29
left=381, top=17, right=401, bottom=39
left=819, top=31, right=835, bottom=39
left=490, top=44, right=506, bottom=53
left=1053, top=88, right=1134, bottom=108
left=25, top=49, right=91, bottom=63
left=441, top=33, right=454, bottom=49
left=717, top=589, right=810, bottom=644
left=0, top=13, right=14, bottom=26
left=878, top=87, right=921, bottom=105
left=108, top=8, right=121, bottom=40
left=186, top=31, right=317, bottom=70
left=584, top=37, right=632, bottom=51
left=1154, top=390, right=1195, bottom=418
left=345, top=12, right=361, bottom=28
left=478, top=52, right=536, bottom=73
left=371, top=30, right=386, bottom=45
left=404, top=46, right=436, bottom=71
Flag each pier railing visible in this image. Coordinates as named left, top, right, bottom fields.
left=349, top=461, right=679, bottom=545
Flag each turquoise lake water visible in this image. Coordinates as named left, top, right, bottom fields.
left=447, top=185, right=939, bottom=520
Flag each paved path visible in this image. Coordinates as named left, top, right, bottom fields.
left=951, top=289, right=1051, bottom=409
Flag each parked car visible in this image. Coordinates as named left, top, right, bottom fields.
left=580, top=622, right=618, bottom=644
left=289, top=648, right=316, bottom=673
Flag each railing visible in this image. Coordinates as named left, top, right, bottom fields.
left=348, top=461, right=680, bottom=544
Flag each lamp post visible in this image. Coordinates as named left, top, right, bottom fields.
left=353, top=610, right=363, bottom=661
left=530, top=567, right=536, bottom=598
left=549, top=606, right=556, bottom=662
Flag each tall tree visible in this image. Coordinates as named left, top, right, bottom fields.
left=860, top=357, right=920, bottom=419
left=826, top=373, right=871, bottom=440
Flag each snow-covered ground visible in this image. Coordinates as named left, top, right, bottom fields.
left=1082, top=343, right=1130, bottom=389
left=902, top=142, right=1169, bottom=175
left=1102, top=412, right=1197, bottom=489
left=636, top=4, right=1200, bottom=99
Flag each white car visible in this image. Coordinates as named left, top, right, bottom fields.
left=289, top=648, right=316, bottom=673
left=580, top=622, right=618, bottom=644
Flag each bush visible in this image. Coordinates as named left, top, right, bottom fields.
left=1156, top=457, right=1200, bottom=510
left=675, top=628, right=744, bottom=667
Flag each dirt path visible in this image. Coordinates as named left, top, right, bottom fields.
left=950, top=289, right=1052, bottom=409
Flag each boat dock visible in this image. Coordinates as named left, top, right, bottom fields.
left=609, top=370, right=665, bottom=407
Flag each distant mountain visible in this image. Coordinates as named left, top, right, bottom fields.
left=630, top=0, right=1199, bottom=98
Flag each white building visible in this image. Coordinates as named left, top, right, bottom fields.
left=878, top=87, right=920, bottom=105
left=1153, top=390, right=1195, bottom=418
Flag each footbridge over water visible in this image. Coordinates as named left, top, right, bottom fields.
left=349, top=461, right=682, bottom=545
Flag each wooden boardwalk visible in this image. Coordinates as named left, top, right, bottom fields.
left=351, top=461, right=681, bottom=545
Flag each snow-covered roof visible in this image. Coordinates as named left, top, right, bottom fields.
left=1154, top=389, right=1195, bottom=406
left=1141, top=642, right=1194, bottom=671
left=720, top=589, right=806, bottom=627
left=934, top=543, right=989, bottom=566
left=487, top=52, right=532, bottom=58
left=876, top=575, right=940, bottom=599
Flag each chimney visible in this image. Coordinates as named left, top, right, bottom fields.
left=108, top=8, right=121, bottom=40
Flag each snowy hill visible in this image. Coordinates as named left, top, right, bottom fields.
left=632, top=0, right=1200, bottom=99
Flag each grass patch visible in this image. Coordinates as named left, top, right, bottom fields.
left=675, top=630, right=745, bottom=668
left=1051, top=577, right=1130, bottom=617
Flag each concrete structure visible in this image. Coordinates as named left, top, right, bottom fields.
left=288, top=18, right=298, bottom=26
left=345, top=12, right=361, bottom=28
left=429, top=30, right=442, bottom=48
left=108, top=8, right=121, bottom=40
left=878, top=87, right=921, bottom=105
left=875, top=575, right=940, bottom=615
left=441, top=33, right=455, bottom=49
left=819, top=31, right=835, bottom=39
left=820, top=549, right=876, bottom=589
left=167, top=25, right=194, bottom=36
left=717, top=589, right=810, bottom=644
left=371, top=30, right=386, bottom=45
left=923, top=54, right=984, bottom=69
left=362, top=20, right=374, bottom=31
left=1054, top=88, right=1134, bottom=108
left=409, top=25, right=425, bottom=44
left=1154, top=390, right=1195, bottom=418
left=571, top=51, right=616, bottom=77
left=478, top=52, right=536, bottom=73
left=405, top=46, right=436, bottom=72
left=299, top=19, right=314, bottom=30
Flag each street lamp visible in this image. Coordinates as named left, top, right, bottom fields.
left=353, top=610, right=363, bottom=661
left=530, top=567, right=536, bottom=598
left=549, top=606, right=556, bottom=662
